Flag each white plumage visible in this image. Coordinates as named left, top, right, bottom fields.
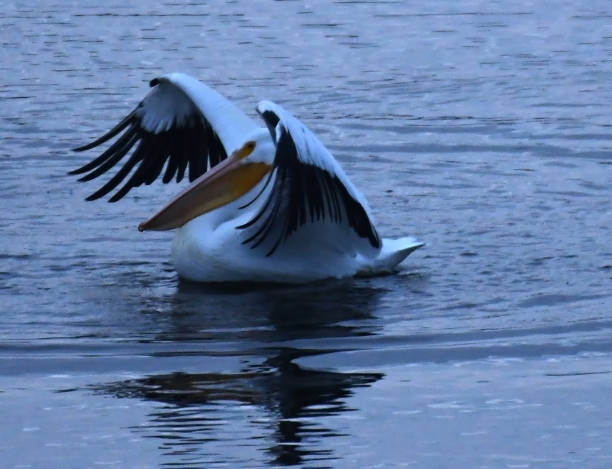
left=71, top=73, right=423, bottom=283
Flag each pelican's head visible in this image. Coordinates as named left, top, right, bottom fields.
left=138, top=140, right=272, bottom=231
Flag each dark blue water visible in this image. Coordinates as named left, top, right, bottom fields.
left=1, top=1, right=612, bottom=467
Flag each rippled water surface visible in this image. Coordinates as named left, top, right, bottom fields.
left=2, top=1, right=612, bottom=467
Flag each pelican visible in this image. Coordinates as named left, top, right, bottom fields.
left=71, top=73, right=423, bottom=283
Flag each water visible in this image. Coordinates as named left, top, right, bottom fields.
left=1, top=0, right=612, bottom=467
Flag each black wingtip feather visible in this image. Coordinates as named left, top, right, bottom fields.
left=70, top=83, right=228, bottom=202
left=108, top=187, right=129, bottom=203
left=72, top=128, right=140, bottom=179
left=238, top=123, right=381, bottom=253
left=71, top=110, right=137, bottom=155
left=85, top=192, right=103, bottom=202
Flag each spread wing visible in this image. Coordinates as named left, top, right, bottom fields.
left=70, top=73, right=259, bottom=202
left=237, top=100, right=381, bottom=256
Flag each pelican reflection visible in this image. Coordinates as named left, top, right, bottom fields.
left=93, top=281, right=385, bottom=467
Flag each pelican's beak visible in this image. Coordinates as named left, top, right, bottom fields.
left=138, top=141, right=270, bottom=231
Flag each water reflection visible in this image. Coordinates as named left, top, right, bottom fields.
left=93, top=281, right=385, bottom=467
left=148, top=278, right=386, bottom=342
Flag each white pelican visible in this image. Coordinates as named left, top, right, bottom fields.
left=71, top=73, right=423, bottom=283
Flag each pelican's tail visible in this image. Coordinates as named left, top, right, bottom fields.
left=357, top=236, right=424, bottom=276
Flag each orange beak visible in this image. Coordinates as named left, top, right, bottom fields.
left=138, top=141, right=270, bottom=231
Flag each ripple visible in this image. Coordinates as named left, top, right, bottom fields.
left=3, top=0, right=612, bottom=467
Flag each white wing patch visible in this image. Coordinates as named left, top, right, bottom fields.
left=256, top=100, right=373, bottom=213
left=71, top=74, right=259, bottom=202
left=235, top=100, right=381, bottom=255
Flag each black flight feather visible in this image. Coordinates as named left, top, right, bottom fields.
left=237, top=109, right=381, bottom=256
left=70, top=79, right=227, bottom=202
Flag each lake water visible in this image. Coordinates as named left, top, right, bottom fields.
left=2, top=0, right=612, bottom=467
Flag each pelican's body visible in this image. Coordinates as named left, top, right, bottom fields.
left=172, top=198, right=421, bottom=284
left=71, top=73, right=423, bottom=283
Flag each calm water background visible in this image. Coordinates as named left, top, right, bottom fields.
left=2, top=0, right=612, bottom=467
